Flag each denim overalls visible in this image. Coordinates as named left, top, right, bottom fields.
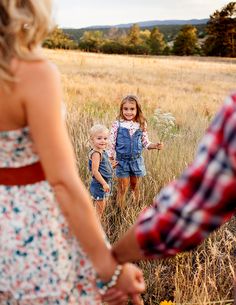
left=89, top=150, right=113, bottom=200
left=115, top=123, right=146, bottom=178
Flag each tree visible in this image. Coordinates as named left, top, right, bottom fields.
left=203, top=2, right=236, bottom=57
left=43, top=27, right=78, bottom=49
left=127, top=24, right=141, bottom=45
left=148, top=27, right=166, bottom=55
left=100, top=41, right=129, bottom=54
left=79, top=31, right=104, bottom=52
left=173, top=25, right=198, bottom=55
left=139, top=29, right=150, bottom=42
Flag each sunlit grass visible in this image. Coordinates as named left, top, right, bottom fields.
left=45, top=49, right=236, bottom=304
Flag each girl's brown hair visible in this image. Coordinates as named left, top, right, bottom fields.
left=117, top=95, right=146, bottom=131
left=0, top=0, right=54, bottom=85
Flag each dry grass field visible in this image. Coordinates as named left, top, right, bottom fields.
left=45, top=49, right=236, bottom=305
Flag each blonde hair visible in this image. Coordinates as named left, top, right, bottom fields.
left=90, top=124, right=109, bottom=140
left=0, top=0, right=54, bottom=84
left=117, top=94, right=146, bottom=131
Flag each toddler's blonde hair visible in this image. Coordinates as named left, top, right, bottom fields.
left=0, top=0, right=54, bottom=85
left=89, top=124, right=109, bottom=140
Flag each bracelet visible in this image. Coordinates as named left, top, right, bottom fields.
left=96, top=264, right=123, bottom=295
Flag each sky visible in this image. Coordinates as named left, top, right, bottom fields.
left=55, top=0, right=230, bottom=29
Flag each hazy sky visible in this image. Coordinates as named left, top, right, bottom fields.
left=55, top=0, right=230, bottom=29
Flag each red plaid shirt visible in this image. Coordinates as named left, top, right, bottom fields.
left=136, top=92, right=236, bottom=257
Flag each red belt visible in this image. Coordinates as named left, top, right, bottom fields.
left=0, top=162, right=46, bottom=186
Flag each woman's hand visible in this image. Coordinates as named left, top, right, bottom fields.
left=102, top=289, right=144, bottom=305
left=102, top=263, right=145, bottom=305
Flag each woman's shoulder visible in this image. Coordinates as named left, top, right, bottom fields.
left=16, top=59, right=61, bottom=103
left=16, top=59, right=60, bottom=85
left=31, top=59, right=58, bottom=76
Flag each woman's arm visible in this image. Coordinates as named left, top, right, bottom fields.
left=17, top=60, right=145, bottom=304
left=22, top=61, right=116, bottom=279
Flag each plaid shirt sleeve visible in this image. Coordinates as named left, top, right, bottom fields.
left=135, top=93, right=236, bottom=258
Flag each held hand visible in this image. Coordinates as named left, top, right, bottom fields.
left=102, top=263, right=145, bottom=305
left=109, top=157, right=118, bottom=168
left=103, top=182, right=110, bottom=193
left=118, top=263, right=145, bottom=305
left=102, top=288, right=128, bottom=305
left=102, top=290, right=143, bottom=305
left=111, top=159, right=118, bottom=168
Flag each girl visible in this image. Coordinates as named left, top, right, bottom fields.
left=0, top=1, right=145, bottom=305
left=89, top=124, right=115, bottom=217
left=109, top=95, right=163, bottom=207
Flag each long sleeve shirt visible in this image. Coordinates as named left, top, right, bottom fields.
left=108, top=120, right=151, bottom=159
left=135, top=92, right=236, bottom=258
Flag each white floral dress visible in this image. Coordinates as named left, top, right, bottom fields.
left=0, top=127, right=101, bottom=305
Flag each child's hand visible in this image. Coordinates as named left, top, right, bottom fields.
left=111, top=160, right=118, bottom=168
left=155, top=142, right=164, bottom=150
left=109, top=157, right=118, bottom=168
left=103, top=183, right=110, bottom=193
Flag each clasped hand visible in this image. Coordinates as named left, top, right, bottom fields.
left=102, top=263, right=145, bottom=305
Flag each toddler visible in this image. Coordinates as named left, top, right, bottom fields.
left=89, top=124, right=114, bottom=217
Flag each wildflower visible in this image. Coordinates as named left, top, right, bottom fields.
left=159, top=301, right=175, bottom=305
left=153, top=108, right=176, bottom=141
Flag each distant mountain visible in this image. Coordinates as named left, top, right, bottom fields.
left=82, top=19, right=209, bottom=30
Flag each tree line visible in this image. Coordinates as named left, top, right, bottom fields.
left=43, top=2, right=236, bottom=57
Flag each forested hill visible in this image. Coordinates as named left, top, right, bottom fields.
left=82, top=18, right=209, bottom=29
left=63, top=19, right=208, bottom=42
left=44, top=3, right=235, bottom=57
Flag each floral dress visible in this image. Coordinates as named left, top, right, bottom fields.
left=0, top=127, right=101, bottom=305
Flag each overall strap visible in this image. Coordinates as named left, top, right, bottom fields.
left=115, top=120, right=121, bottom=147
left=89, top=149, right=102, bottom=161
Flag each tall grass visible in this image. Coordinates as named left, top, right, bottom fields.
left=45, top=49, right=236, bottom=304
